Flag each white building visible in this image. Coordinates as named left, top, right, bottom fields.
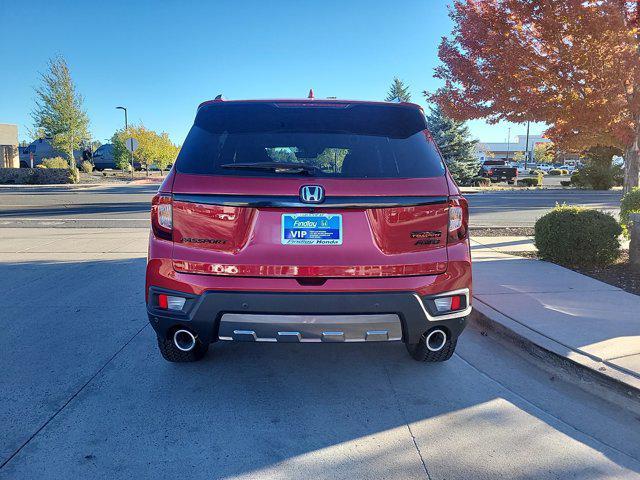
left=0, top=124, right=19, bottom=168
left=475, top=135, right=551, bottom=163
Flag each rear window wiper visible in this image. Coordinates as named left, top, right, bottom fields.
left=220, top=162, right=320, bottom=175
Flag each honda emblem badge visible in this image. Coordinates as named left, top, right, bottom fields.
left=300, top=185, right=325, bottom=204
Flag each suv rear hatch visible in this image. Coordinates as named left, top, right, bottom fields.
left=165, top=101, right=454, bottom=278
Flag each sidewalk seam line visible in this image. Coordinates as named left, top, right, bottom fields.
left=383, top=363, right=431, bottom=480
left=0, top=322, right=150, bottom=470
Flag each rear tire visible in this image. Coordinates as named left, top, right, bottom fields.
left=157, top=334, right=208, bottom=362
left=405, top=333, right=457, bottom=362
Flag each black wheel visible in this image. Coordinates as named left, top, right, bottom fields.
left=157, top=333, right=208, bottom=363
left=405, top=329, right=457, bottom=362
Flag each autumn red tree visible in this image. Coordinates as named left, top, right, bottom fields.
left=428, top=0, right=640, bottom=191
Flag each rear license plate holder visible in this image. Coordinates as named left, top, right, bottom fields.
left=281, top=214, right=342, bottom=245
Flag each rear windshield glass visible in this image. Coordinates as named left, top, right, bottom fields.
left=176, top=103, right=445, bottom=178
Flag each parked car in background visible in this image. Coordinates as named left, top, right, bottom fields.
left=18, top=138, right=82, bottom=167
left=92, top=144, right=116, bottom=170
left=558, top=164, right=576, bottom=173
left=479, top=159, right=518, bottom=184
left=146, top=97, right=472, bottom=363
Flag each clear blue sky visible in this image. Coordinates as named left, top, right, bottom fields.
left=1, top=0, right=546, bottom=146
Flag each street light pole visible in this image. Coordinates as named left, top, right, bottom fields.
left=524, top=121, right=531, bottom=170
left=116, top=106, right=133, bottom=180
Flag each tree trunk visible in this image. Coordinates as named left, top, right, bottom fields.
left=68, top=147, right=76, bottom=171
left=624, top=129, right=640, bottom=194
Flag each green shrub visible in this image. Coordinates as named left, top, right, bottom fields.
left=548, top=169, right=562, bottom=175
left=571, top=145, right=623, bottom=190
left=560, top=180, right=571, bottom=187
left=471, top=176, right=491, bottom=187
left=68, top=168, right=79, bottom=184
left=520, top=171, right=543, bottom=187
left=620, top=187, right=640, bottom=238
left=534, top=205, right=621, bottom=267
left=561, top=169, right=569, bottom=175
left=571, top=164, right=617, bottom=190
left=529, top=169, right=545, bottom=175
left=519, top=178, right=539, bottom=187
left=41, top=157, right=69, bottom=169
left=613, top=165, right=624, bottom=186
left=80, top=161, right=94, bottom=173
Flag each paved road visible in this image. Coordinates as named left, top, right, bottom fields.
left=1, top=228, right=639, bottom=479
left=0, top=184, right=623, bottom=228
left=468, top=189, right=622, bottom=227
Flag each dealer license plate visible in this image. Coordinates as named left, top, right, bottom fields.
left=281, top=214, right=342, bottom=245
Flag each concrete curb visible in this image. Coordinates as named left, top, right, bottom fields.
left=469, top=298, right=640, bottom=408
left=129, top=178, right=164, bottom=185
left=0, top=181, right=158, bottom=189
left=0, top=182, right=119, bottom=189
left=460, top=185, right=573, bottom=194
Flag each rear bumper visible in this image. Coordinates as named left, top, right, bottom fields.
left=147, top=288, right=469, bottom=345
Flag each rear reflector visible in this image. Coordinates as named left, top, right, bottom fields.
left=157, top=294, right=186, bottom=311
left=158, top=294, right=168, bottom=309
left=450, top=295, right=462, bottom=310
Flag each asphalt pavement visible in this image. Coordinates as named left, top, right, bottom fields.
left=0, top=184, right=624, bottom=228
left=1, top=228, right=640, bottom=479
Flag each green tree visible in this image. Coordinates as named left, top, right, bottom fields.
left=426, top=104, right=479, bottom=185
left=111, top=124, right=179, bottom=173
left=385, top=77, right=411, bottom=102
left=111, top=129, right=132, bottom=171
left=512, top=151, right=525, bottom=163
left=572, top=145, right=624, bottom=190
left=31, top=56, right=89, bottom=171
left=89, top=140, right=102, bottom=153
left=155, top=132, right=179, bottom=172
left=534, top=144, right=554, bottom=164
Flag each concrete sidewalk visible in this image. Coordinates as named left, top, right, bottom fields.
left=470, top=239, right=640, bottom=400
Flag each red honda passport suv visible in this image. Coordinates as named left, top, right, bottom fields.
left=146, top=97, right=472, bottom=363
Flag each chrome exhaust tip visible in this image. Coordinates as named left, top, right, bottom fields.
left=173, top=329, right=197, bottom=352
left=425, top=329, right=447, bottom=352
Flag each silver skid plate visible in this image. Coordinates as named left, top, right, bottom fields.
left=218, top=314, right=403, bottom=343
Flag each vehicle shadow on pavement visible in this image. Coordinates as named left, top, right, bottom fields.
left=1, top=257, right=639, bottom=479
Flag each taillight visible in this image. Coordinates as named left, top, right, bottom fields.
left=448, top=196, right=469, bottom=242
left=151, top=194, right=173, bottom=241
left=487, top=169, right=494, bottom=176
